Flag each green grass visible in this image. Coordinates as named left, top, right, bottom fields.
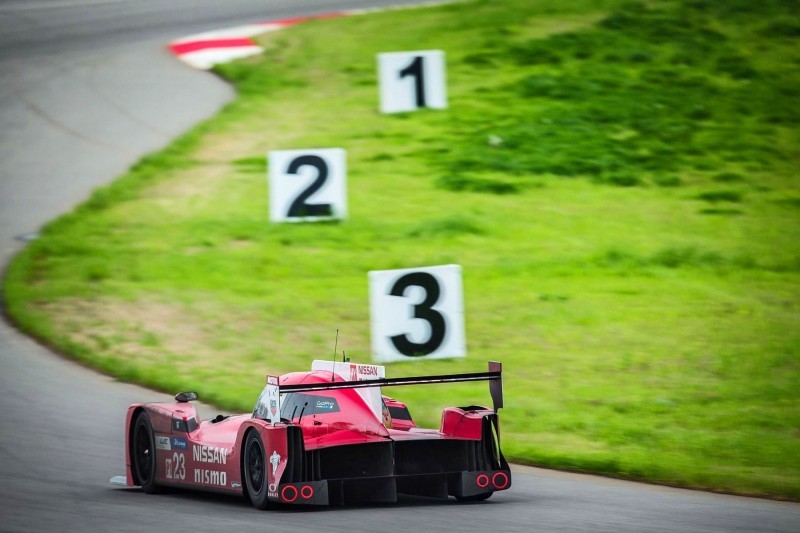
left=3, top=0, right=800, bottom=499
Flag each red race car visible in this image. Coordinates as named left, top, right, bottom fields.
left=111, top=360, right=510, bottom=508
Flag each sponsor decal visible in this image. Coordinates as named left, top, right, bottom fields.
left=194, top=468, right=227, bottom=487
left=312, top=360, right=385, bottom=382
left=171, top=437, right=188, bottom=450
left=231, top=481, right=242, bottom=489
left=192, top=445, right=229, bottom=465
left=269, top=451, right=281, bottom=476
left=156, top=436, right=171, bottom=450
left=257, top=376, right=281, bottom=424
left=315, top=400, right=335, bottom=410
left=173, top=418, right=186, bottom=432
left=357, top=364, right=379, bottom=377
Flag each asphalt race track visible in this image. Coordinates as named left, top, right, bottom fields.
left=1, top=1, right=799, bottom=531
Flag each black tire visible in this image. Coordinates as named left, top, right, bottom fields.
left=243, top=430, right=274, bottom=510
left=132, top=412, right=160, bottom=494
left=456, top=491, right=493, bottom=502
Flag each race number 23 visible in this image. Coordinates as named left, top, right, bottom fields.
left=369, top=264, right=465, bottom=362
left=166, top=452, right=185, bottom=480
left=378, top=50, right=447, bottom=114
left=268, top=148, right=347, bottom=222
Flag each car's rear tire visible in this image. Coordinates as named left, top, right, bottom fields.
left=456, top=491, right=493, bottom=502
left=132, top=412, right=160, bottom=494
left=243, top=430, right=274, bottom=509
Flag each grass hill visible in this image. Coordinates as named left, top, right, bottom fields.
left=4, top=0, right=799, bottom=499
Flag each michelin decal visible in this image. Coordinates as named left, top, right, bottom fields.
left=270, top=450, right=281, bottom=476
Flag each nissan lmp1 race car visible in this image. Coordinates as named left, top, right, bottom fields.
left=111, top=360, right=510, bottom=509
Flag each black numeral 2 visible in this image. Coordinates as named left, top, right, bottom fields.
left=399, top=56, right=426, bottom=108
left=389, top=272, right=445, bottom=356
left=286, top=155, right=333, bottom=218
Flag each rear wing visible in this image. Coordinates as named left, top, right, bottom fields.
left=255, top=361, right=503, bottom=424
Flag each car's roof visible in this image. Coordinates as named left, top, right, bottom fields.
left=279, top=370, right=347, bottom=386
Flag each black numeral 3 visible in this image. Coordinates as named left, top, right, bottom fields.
left=389, top=272, right=446, bottom=356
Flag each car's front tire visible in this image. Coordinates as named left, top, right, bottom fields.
left=132, top=412, right=160, bottom=494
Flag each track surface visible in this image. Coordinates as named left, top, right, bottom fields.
left=0, top=1, right=798, bottom=531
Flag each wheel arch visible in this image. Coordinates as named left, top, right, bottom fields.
left=237, top=419, right=287, bottom=509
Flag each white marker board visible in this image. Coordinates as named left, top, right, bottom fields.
left=369, top=264, right=465, bottom=362
left=378, top=50, right=447, bottom=114
left=268, top=148, right=347, bottom=222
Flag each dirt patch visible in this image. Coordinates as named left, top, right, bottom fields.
left=43, top=298, right=213, bottom=366
left=144, top=164, right=230, bottom=203
left=37, top=296, right=305, bottom=377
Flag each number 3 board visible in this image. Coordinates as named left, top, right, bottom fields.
left=369, top=264, right=465, bottom=362
left=268, top=148, right=347, bottom=222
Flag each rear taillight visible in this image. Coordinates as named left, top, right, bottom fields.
left=492, top=471, right=509, bottom=490
left=281, top=485, right=298, bottom=503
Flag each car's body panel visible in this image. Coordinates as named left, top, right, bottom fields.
left=120, top=361, right=510, bottom=507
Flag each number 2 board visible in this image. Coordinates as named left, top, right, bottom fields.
left=268, top=148, right=347, bottom=222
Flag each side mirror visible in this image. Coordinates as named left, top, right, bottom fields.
left=175, top=391, right=198, bottom=403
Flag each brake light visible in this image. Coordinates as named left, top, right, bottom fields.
left=492, top=471, right=509, bottom=490
left=476, top=473, right=490, bottom=488
left=300, top=485, right=314, bottom=499
left=281, top=485, right=298, bottom=503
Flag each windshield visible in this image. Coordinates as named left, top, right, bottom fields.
left=280, top=392, right=341, bottom=420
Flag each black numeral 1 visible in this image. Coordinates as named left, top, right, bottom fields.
left=399, top=56, right=426, bottom=108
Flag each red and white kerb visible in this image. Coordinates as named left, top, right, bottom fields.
left=167, top=14, right=342, bottom=70
left=167, top=2, right=455, bottom=70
